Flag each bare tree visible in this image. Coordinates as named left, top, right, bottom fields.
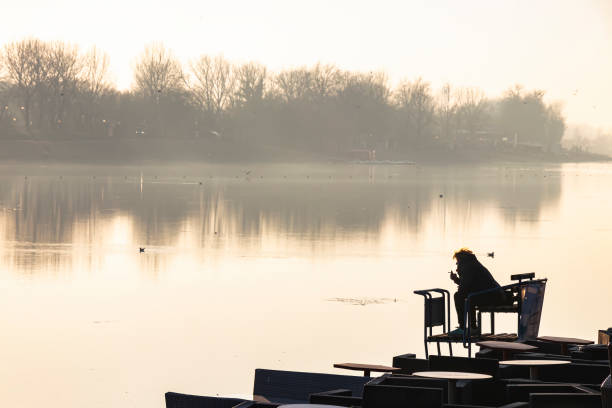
left=337, top=71, right=391, bottom=149
left=133, top=44, right=184, bottom=99
left=133, top=44, right=184, bottom=138
left=271, top=64, right=343, bottom=104
left=501, top=86, right=551, bottom=144
left=395, top=77, right=435, bottom=146
left=341, top=71, right=389, bottom=104
left=0, top=60, right=7, bottom=125
left=44, top=41, right=82, bottom=129
left=0, top=81, right=9, bottom=125
left=82, top=46, right=111, bottom=100
left=2, top=38, right=47, bottom=129
left=436, top=83, right=457, bottom=146
left=273, top=67, right=312, bottom=103
left=310, top=63, right=342, bottom=100
left=79, top=46, right=112, bottom=130
left=189, top=55, right=237, bottom=115
left=234, top=62, right=267, bottom=108
left=456, top=87, right=487, bottom=136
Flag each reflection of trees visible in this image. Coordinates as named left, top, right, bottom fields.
left=493, top=168, right=564, bottom=227
left=0, top=167, right=562, bottom=248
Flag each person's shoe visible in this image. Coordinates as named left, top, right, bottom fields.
left=448, top=327, right=465, bottom=337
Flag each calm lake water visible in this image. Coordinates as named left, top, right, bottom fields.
left=1, top=162, right=611, bottom=408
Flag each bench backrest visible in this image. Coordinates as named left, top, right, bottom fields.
left=425, top=296, right=446, bottom=328
left=538, top=362, right=610, bottom=385
left=363, top=384, right=443, bottom=408
left=370, top=376, right=449, bottom=403
left=517, top=280, right=547, bottom=340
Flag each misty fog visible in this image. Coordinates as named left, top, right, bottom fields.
left=2, top=40, right=603, bottom=165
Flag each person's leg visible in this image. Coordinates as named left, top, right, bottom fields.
left=454, top=291, right=465, bottom=328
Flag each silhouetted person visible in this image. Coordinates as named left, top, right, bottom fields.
left=449, top=248, right=505, bottom=336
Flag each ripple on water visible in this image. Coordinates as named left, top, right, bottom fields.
left=326, top=297, right=399, bottom=306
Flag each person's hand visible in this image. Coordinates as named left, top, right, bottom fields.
left=449, top=271, right=460, bottom=284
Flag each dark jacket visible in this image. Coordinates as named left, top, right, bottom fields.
left=456, top=256, right=500, bottom=299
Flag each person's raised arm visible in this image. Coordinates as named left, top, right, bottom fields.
left=449, top=270, right=460, bottom=285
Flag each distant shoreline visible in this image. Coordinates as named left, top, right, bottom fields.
left=0, top=138, right=609, bottom=166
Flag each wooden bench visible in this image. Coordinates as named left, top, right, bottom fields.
left=333, top=362, right=401, bottom=377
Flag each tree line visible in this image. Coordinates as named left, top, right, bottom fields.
left=0, top=38, right=566, bottom=158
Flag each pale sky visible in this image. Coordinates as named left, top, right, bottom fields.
left=2, top=0, right=611, bottom=129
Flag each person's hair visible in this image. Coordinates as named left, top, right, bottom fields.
left=453, top=248, right=476, bottom=262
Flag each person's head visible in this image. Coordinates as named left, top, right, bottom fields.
left=453, top=248, right=477, bottom=272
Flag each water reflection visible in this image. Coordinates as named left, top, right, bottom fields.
left=0, top=165, right=562, bottom=264
left=1, top=163, right=577, bottom=408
